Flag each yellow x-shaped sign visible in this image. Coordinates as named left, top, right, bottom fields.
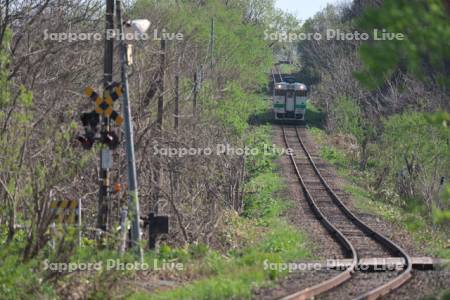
left=84, top=85, right=124, bottom=126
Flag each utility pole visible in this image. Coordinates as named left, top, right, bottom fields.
left=173, top=74, right=180, bottom=234
left=156, top=39, right=166, bottom=130
left=174, top=75, right=179, bottom=131
left=149, top=39, right=166, bottom=249
left=97, top=0, right=114, bottom=232
left=116, top=0, right=143, bottom=260
left=154, top=40, right=166, bottom=208
left=210, top=17, right=214, bottom=69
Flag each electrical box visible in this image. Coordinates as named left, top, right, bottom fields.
left=101, top=148, right=113, bottom=169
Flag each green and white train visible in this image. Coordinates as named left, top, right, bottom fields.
left=272, top=80, right=308, bottom=121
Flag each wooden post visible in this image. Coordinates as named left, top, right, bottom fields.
left=193, top=70, right=198, bottom=116
left=150, top=39, right=166, bottom=249
left=210, top=17, right=214, bottom=69
left=174, top=75, right=179, bottom=131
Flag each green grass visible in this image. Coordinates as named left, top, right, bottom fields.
left=128, top=196, right=312, bottom=299
left=347, top=184, right=450, bottom=259
left=129, top=219, right=310, bottom=300
left=305, top=101, right=326, bottom=130
left=278, top=64, right=299, bottom=74
left=319, top=146, right=348, bottom=170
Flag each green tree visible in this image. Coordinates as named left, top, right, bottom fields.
left=356, top=0, right=450, bottom=90
left=0, top=27, right=33, bottom=244
left=329, top=97, right=375, bottom=170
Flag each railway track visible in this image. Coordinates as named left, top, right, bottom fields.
left=280, top=125, right=412, bottom=300
left=272, top=66, right=284, bottom=83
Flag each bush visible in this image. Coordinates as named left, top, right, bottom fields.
left=0, top=244, right=55, bottom=299
left=374, top=112, right=449, bottom=218
left=329, top=97, right=365, bottom=143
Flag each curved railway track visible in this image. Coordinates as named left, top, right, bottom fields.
left=280, top=125, right=412, bottom=300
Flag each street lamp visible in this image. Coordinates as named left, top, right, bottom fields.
left=122, top=19, right=151, bottom=65
left=125, top=19, right=151, bottom=35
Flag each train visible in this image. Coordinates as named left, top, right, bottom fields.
left=272, top=77, right=308, bottom=121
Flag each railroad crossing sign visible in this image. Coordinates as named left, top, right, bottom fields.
left=84, top=83, right=124, bottom=126
left=50, top=200, right=79, bottom=224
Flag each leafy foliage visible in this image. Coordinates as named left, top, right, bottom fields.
left=375, top=112, right=449, bottom=205
left=356, top=0, right=450, bottom=89
left=329, top=97, right=366, bottom=144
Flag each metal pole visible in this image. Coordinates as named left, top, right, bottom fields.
left=50, top=222, right=56, bottom=250
left=116, top=0, right=143, bottom=261
left=78, top=198, right=82, bottom=247
left=119, top=207, right=128, bottom=254
left=97, top=0, right=114, bottom=232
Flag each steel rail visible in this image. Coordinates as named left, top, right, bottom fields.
left=280, top=126, right=412, bottom=300
left=271, top=67, right=277, bottom=84
left=271, top=65, right=284, bottom=83
left=281, top=126, right=357, bottom=300
left=276, top=65, right=284, bottom=82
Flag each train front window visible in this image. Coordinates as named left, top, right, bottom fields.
left=286, top=91, right=294, bottom=98
left=275, top=89, right=285, bottom=96
left=296, top=90, right=307, bottom=97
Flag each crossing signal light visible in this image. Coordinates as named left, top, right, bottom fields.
left=102, top=130, right=120, bottom=150
left=81, top=111, right=100, bottom=128
left=78, top=112, right=99, bottom=150
left=77, top=131, right=95, bottom=150
left=78, top=84, right=123, bottom=151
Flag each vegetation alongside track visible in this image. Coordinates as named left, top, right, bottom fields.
left=307, top=104, right=450, bottom=259
left=294, top=0, right=449, bottom=260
